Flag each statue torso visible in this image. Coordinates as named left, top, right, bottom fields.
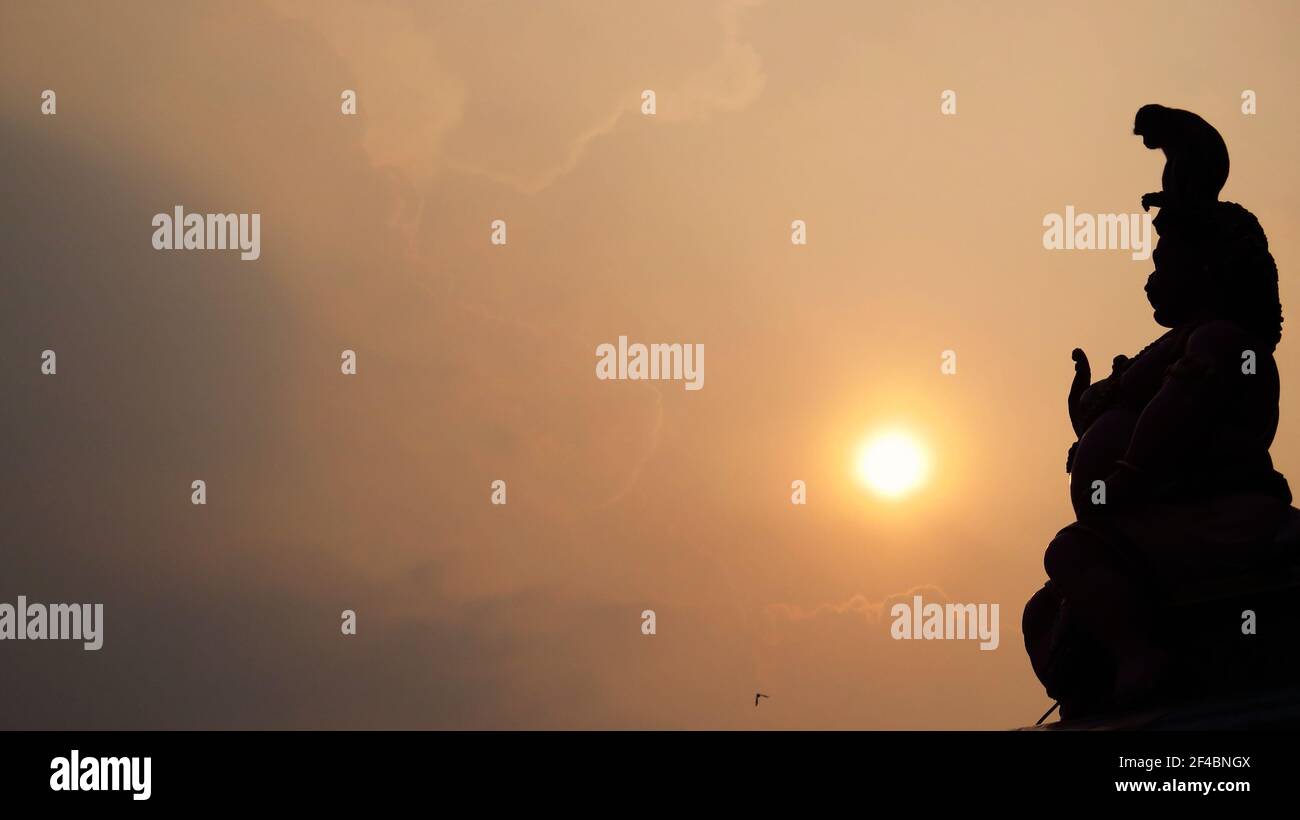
left=1069, top=322, right=1282, bottom=518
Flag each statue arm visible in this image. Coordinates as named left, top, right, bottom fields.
left=1116, top=322, right=1244, bottom=481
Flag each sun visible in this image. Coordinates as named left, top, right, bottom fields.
left=854, top=430, right=930, bottom=500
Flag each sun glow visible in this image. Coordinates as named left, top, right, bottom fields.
left=854, top=430, right=930, bottom=500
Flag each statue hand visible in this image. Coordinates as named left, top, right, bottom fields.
left=1068, top=348, right=1091, bottom=436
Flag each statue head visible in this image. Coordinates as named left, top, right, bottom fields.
left=1145, top=202, right=1282, bottom=349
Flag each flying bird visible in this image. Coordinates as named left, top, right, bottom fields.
left=754, top=693, right=770, bottom=707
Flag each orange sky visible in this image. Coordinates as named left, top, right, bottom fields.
left=2, top=0, right=1298, bottom=728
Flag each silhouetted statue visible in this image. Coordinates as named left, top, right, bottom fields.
left=1024, top=106, right=1300, bottom=720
